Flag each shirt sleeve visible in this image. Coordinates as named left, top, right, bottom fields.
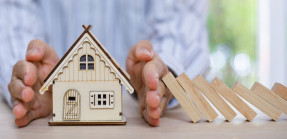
left=145, top=0, right=210, bottom=79
left=0, top=0, right=45, bottom=107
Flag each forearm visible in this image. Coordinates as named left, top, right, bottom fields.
left=145, top=0, right=210, bottom=78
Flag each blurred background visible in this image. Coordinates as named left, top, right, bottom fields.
left=207, top=0, right=287, bottom=88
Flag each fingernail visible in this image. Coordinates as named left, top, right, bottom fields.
left=23, top=75, right=29, bottom=85
left=155, top=74, right=159, bottom=81
left=23, top=75, right=27, bottom=84
left=156, top=95, right=160, bottom=101
left=154, top=93, right=160, bottom=101
left=138, top=48, right=152, bottom=56
left=27, top=48, right=39, bottom=56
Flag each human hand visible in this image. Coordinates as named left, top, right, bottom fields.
left=126, top=40, right=173, bottom=126
left=8, top=39, right=59, bottom=127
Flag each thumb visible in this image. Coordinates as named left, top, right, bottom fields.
left=26, top=39, right=59, bottom=65
left=127, top=40, right=154, bottom=63
left=126, top=40, right=154, bottom=74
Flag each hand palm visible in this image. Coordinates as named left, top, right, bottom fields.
left=126, top=40, right=172, bottom=126
left=9, top=40, right=59, bottom=127
left=28, top=63, right=55, bottom=121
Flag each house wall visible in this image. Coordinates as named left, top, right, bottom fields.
left=49, top=35, right=128, bottom=122
left=52, top=81, right=122, bottom=121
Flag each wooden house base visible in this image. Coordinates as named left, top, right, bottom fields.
left=49, top=116, right=126, bottom=126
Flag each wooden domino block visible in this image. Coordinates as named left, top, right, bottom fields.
left=177, top=73, right=218, bottom=122
left=232, top=82, right=282, bottom=121
left=210, top=78, right=257, bottom=121
left=251, top=82, right=287, bottom=114
left=193, top=75, right=237, bottom=121
left=162, top=72, right=202, bottom=123
left=272, top=82, right=287, bottom=101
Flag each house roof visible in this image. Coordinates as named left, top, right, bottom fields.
left=40, top=25, right=134, bottom=94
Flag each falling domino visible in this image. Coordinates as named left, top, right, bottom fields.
left=193, top=75, right=237, bottom=122
left=177, top=73, right=218, bottom=122
left=251, top=82, right=287, bottom=115
left=162, top=72, right=202, bottom=123
left=232, top=82, right=282, bottom=121
left=210, top=78, right=257, bottom=121
left=161, top=72, right=285, bottom=123
left=272, top=82, right=287, bottom=101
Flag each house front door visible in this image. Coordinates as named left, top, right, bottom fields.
left=63, top=89, right=80, bottom=120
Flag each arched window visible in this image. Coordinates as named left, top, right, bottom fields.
left=80, top=55, right=94, bottom=70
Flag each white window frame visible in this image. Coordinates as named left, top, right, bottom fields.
left=89, top=91, right=114, bottom=109
left=257, top=0, right=287, bottom=87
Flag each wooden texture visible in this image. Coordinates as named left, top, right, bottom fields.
left=232, top=82, right=282, bottom=121
left=43, top=25, right=92, bottom=83
left=162, top=72, right=202, bottom=123
left=177, top=73, right=218, bottom=122
left=272, top=82, right=287, bottom=101
left=49, top=116, right=126, bottom=126
left=210, top=78, right=257, bottom=121
left=53, top=81, right=123, bottom=122
left=193, top=75, right=237, bottom=121
left=251, top=82, right=287, bottom=114
left=63, top=89, right=81, bottom=120
left=2, top=94, right=287, bottom=138
left=39, top=25, right=135, bottom=125
left=40, top=25, right=134, bottom=95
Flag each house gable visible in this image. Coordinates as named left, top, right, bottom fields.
left=40, top=25, right=134, bottom=95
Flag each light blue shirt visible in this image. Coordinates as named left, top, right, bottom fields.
left=0, top=0, right=210, bottom=106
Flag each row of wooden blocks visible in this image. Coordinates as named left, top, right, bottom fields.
left=162, top=72, right=287, bottom=123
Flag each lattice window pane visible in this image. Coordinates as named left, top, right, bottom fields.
left=80, top=55, right=86, bottom=62
left=88, top=63, right=94, bottom=70
left=80, top=63, right=86, bottom=70
left=88, top=55, right=94, bottom=62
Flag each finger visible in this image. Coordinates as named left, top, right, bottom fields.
left=138, top=86, right=147, bottom=111
left=8, top=79, right=34, bottom=102
left=143, top=109, right=160, bottom=126
left=26, top=39, right=59, bottom=64
left=146, top=97, right=169, bottom=121
left=160, top=96, right=167, bottom=110
left=126, top=40, right=154, bottom=71
left=142, top=59, right=168, bottom=90
left=146, top=82, right=167, bottom=119
left=147, top=106, right=161, bottom=119
left=13, top=100, right=28, bottom=119
left=146, top=90, right=160, bottom=108
left=161, top=89, right=174, bottom=112
left=146, top=81, right=165, bottom=108
left=12, top=60, right=37, bottom=87
left=128, top=40, right=154, bottom=62
left=15, top=111, right=36, bottom=127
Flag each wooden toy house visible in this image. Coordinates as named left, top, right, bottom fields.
left=39, top=25, right=134, bottom=125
